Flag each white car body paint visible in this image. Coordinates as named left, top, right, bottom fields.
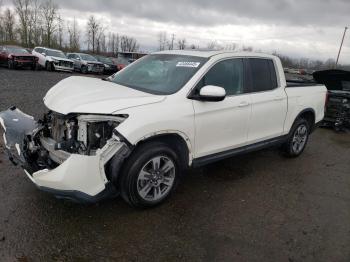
left=0, top=50, right=327, bottom=201
left=32, top=47, right=74, bottom=72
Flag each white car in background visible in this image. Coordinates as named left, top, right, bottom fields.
left=32, top=47, right=74, bottom=72
left=0, top=51, right=327, bottom=208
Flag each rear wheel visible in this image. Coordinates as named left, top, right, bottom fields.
left=118, top=142, right=181, bottom=208
left=282, top=118, right=310, bottom=157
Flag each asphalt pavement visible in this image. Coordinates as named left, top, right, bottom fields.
left=0, top=68, right=349, bottom=262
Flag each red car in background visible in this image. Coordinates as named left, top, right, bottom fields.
left=109, top=56, right=133, bottom=71
left=0, top=45, right=38, bottom=70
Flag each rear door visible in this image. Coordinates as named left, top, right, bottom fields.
left=34, top=48, right=45, bottom=66
left=245, top=58, right=288, bottom=143
left=193, top=58, right=252, bottom=158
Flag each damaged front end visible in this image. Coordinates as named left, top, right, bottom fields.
left=313, top=69, right=350, bottom=131
left=0, top=107, right=131, bottom=203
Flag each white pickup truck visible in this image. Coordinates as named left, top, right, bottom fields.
left=0, top=51, right=327, bottom=208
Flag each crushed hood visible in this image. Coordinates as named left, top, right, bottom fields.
left=44, top=76, right=165, bottom=115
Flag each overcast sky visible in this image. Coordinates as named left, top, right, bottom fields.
left=4, top=0, right=350, bottom=62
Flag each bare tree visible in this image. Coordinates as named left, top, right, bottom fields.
left=324, top=58, right=336, bottom=69
left=3, top=8, right=16, bottom=43
left=97, top=32, right=107, bottom=53
left=86, top=15, right=101, bottom=53
left=56, top=14, right=64, bottom=48
left=158, top=31, right=167, bottom=51
left=224, top=43, right=237, bottom=51
left=120, top=35, right=139, bottom=52
left=13, top=0, right=32, bottom=46
left=189, top=44, right=198, bottom=49
left=207, top=40, right=223, bottom=50
left=168, top=33, right=175, bottom=50
left=242, top=45, right=253, bottom=52
left=29, top=0, right=42, bottom=46
left=0, top=1, right=5, bottom=43
left=67, top=17, right=80, bottom=51
left=108, top=32, right=119, bottom=55
left=40, top=0, right=58, bottom=47
left=177, top=38, right=186, bottom=50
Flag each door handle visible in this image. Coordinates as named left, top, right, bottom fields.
left=238, top=101, right=250, bottom=107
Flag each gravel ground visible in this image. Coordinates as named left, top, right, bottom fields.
left=0, top=68, right=350, bottom=262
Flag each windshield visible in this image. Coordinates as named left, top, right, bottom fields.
left=97, top=56, right=112, bottom=64
left=111, top=54, right=207, bottom=95
left=7, top=47, right=29, bottom=54
left=46, top=50, right=66, bottom=58
left=80, top=54, right=97, bottom=61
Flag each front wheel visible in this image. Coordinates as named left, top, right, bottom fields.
left=8, top=59, right=14, bottom=69
left=81, top=65, right=88, bottom=74
left=46, top=62, right=54, bottom=71
left=282, top=118, right=310, bottom=157
left=118, top=142, right=181, bottom=208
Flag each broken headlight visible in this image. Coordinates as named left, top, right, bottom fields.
left=76, top=114, right=128, bottom=155
left=86, top=121, right=119, bottom=151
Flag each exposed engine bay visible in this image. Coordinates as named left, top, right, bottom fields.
left=1, top=107, right=127, bottom=172
left=0, top=107, right=131, bottom=202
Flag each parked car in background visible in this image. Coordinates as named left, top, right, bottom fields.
left=67, top=53, right=104, bottom=74
left=289, top=68, right=300, bottom=75
left=112, top=56, right=131, bottom=71
left=0, top=51, right=327, bottom=208
left=94, top=55, right=118, bottom=74
left=314, top=69, right=350, bottom=130
left=0, top=45, right=37, bottom=70
left=32, top=47, right=74, bottom=72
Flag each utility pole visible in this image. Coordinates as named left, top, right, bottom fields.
left=335, top=26, right=348, bottom=68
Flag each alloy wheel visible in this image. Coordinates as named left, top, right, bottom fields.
left=292, top=124, right=308, bottom=154
left=136, top=156, right=176, bottom=202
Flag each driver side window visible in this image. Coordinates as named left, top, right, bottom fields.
left=197, top=59, right=244, bottom=96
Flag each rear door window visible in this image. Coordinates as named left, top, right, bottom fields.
left=247, top=58, right=278, bottom=92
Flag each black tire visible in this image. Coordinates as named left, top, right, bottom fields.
left=46, top=62, right=54, bottom=71
left=31, top=64, right=36, bottom=71
left=81, top=65, right=88, bottom=74
left=282, top=118, right=310, bottom=158
left=8, top=59, right=14, bottom=69
left=118, top=141, right=182, bottom=208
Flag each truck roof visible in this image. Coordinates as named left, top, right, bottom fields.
left=153, top=50, right=277, bottom=59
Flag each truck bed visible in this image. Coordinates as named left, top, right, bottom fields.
left=286, top=80, right=321, bottom=88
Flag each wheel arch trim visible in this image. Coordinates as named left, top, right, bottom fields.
left=133, top=130, right=193, bottom=165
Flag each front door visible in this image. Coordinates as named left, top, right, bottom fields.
left=192, top=58, right=251, bottom=158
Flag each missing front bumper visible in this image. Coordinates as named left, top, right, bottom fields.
left=0, top=107, right=131, bottom=203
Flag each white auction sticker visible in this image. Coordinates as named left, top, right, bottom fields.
left=176, top=62, right=201, bottom=68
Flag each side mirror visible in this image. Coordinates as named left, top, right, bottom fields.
left=199, top=85, right=226, bottom=102
left=42, top=52, right=46, bottom=56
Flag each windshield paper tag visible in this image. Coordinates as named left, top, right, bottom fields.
left=176, top=62, right=200, bottom=68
